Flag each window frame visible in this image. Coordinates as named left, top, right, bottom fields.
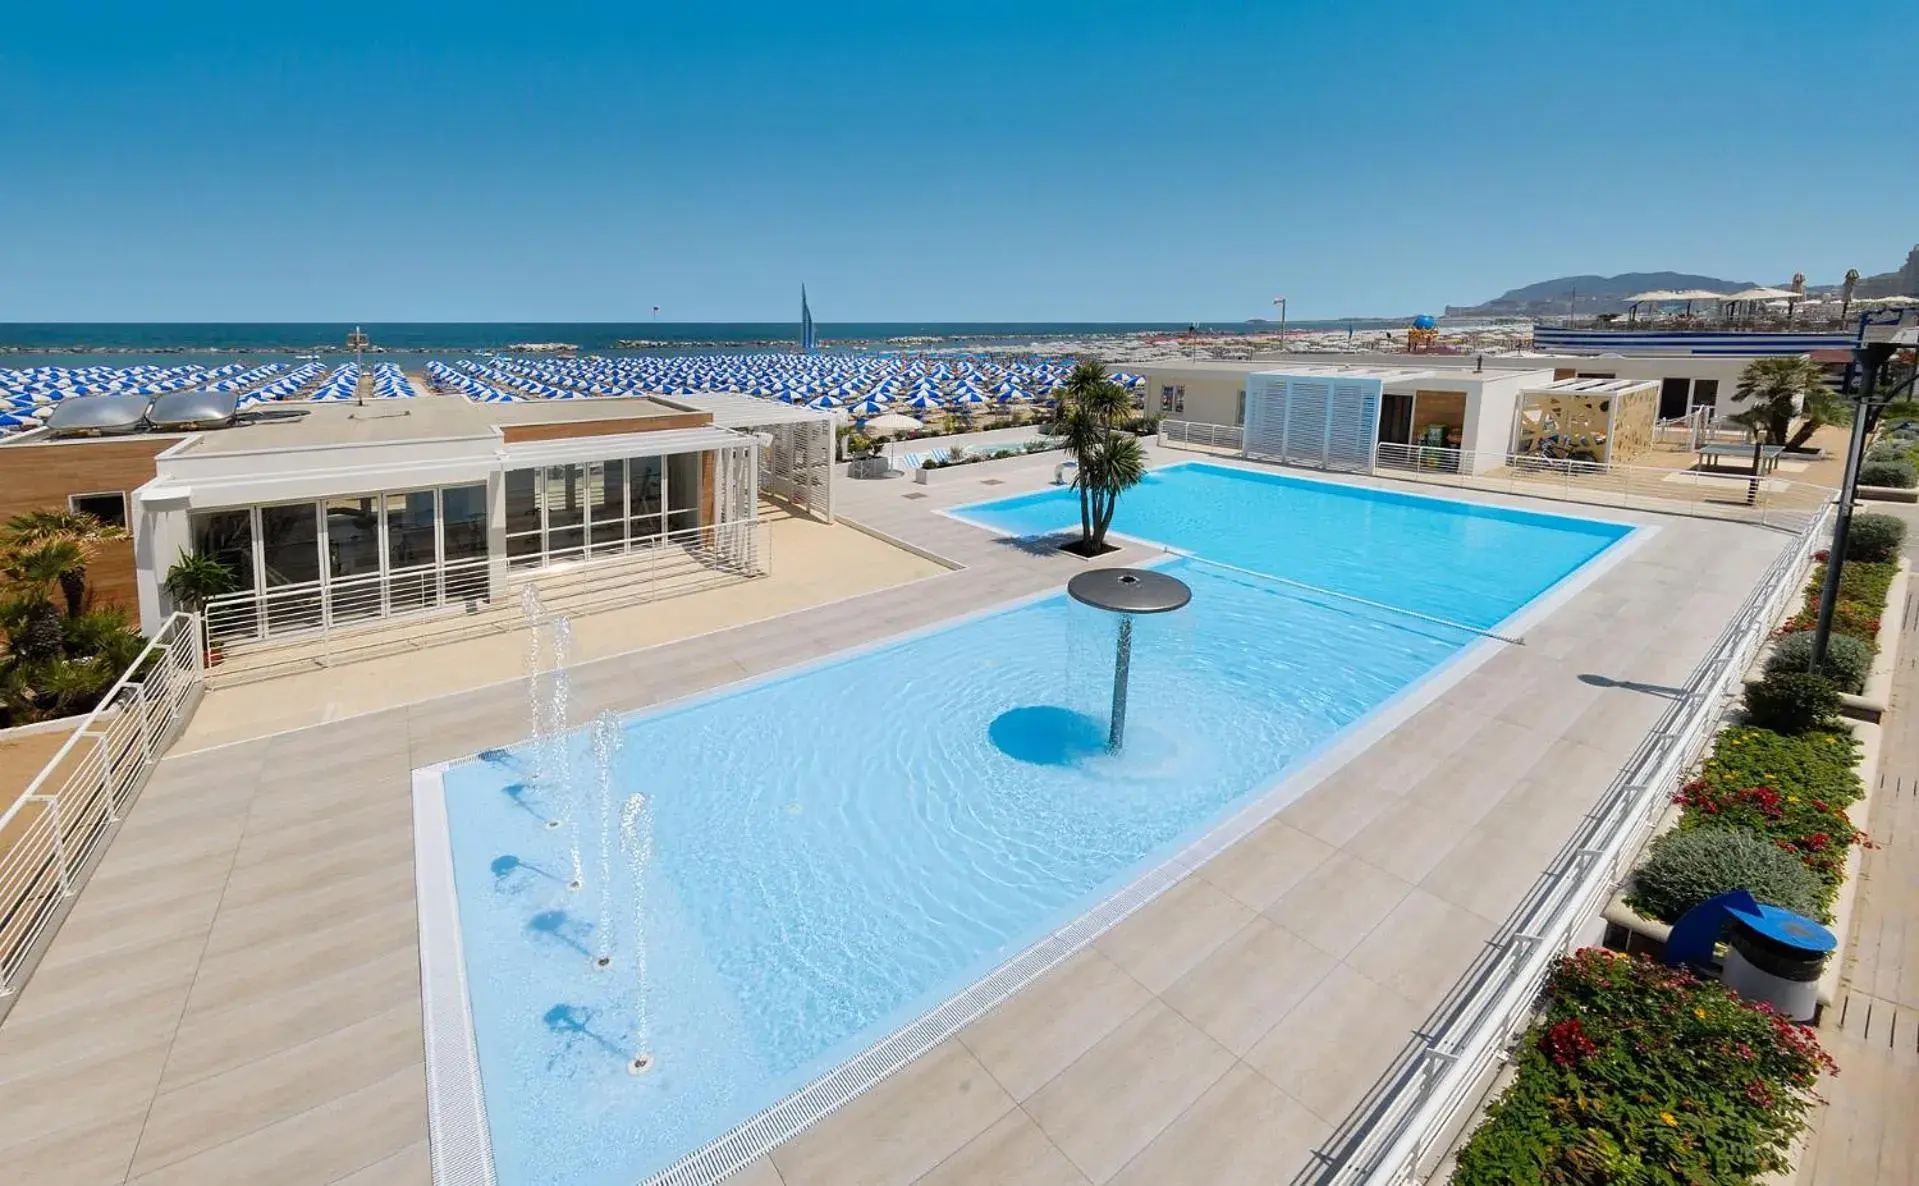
left=67, top=490, right=129, bottom=528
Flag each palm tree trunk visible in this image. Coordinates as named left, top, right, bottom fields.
left=59, top=568, right=86, bottom=618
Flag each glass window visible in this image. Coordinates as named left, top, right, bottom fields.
left=384, top=490, right=437, bottom=571
left=589, top=460, right=625, bottom=552
left=189, top=509, right=255, bottom=593
left=667, top=452, right=702, bottom=535
left=441, top=484, right=488, bottom=564
left=69, top=491, right=128, bottom=528
left=504, top=469, right=541, bottom=567
left=1691, top=379, right=1720, bottom=409
left=259, top=502, right=321, bottom=632
left=543, top=464, right=584, bottom=560
left=260, top=503, right=321, bottom=587
left=628, top=455, right=663, bottom=541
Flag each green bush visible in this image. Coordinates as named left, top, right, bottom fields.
left=1454, top=949, right=1834, bottom=1186
left=1743, top=672, right=1840, bottom=734
left=1845, top=512, right=1906, bottom=562
left=1764, top=630, right=1872, bottom=694
left=1626, top=826, right=1824, bottom=923
left=1857, top=458, right=1917, bottom=488
left=1686, top=726, right=1865, bottom=899
left=1866, top=441, right=1915, bottom=463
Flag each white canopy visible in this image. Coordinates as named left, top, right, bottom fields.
left=1720, top=286, right=1801, bottom=302
left=1625, top=290, right=1680, bottom=303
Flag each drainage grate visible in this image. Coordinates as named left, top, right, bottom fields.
left=980, top=478, right=1005, bottom=486
left=902, top=492, right=929, bottom=500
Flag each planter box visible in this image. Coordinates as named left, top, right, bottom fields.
left=1602, top=715, right=1883, bottom=1016
left=1857, top=484, right=1918, bottom=503
left=909, top=447, right=1063, bottom=486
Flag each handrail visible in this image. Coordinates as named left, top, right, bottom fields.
left=1313, top=495, right=1833, bottom=1185
left=1, top=612, right=204, bottom=1003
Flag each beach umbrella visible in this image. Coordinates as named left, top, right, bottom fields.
left=863, top=413, right=923, bottom=437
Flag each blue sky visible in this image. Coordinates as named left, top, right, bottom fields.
left=4, top=1, right=1914, bottom=322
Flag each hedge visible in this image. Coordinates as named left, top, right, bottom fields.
left=1857, top=458, right=1917, bottom=488
left=1626, top=826, right=1824, bottom=924
left=1680, top=725, right=1865, bottom=901
left=1764, top=630, right=1872, bottom=694
left=1778, top=557, right=1896, bottom=651
left=1454, top=950, right=1834, bottom=1185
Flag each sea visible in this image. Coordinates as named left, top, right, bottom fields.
left=0, top=320, right=1401, bottom=368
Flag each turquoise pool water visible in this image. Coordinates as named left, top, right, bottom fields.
left=954, top=461, right=1631, bottom=630
left=433, top=466, right=1630, bottom=1185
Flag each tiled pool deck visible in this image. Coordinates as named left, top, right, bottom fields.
left=0, top=446, right=1791, bottom=1185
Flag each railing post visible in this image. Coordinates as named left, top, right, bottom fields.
left=44, top=797, right=74, bottom=897
left=132, top=680, right=153, bottom=766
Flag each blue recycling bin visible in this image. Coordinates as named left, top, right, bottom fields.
left=1720, top=902, right=1834, bottom=1022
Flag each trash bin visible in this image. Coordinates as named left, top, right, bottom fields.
left=1719, top=903, right=1834, bottom=1022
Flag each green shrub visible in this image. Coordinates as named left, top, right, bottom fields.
left=1686, top=725, right=1865, bottom=899
left=1844, top=512, right=1906, bottom=562
left=1743, top=672, right=1840, bottom=734
left=1866, top=441, right=1915, bottom=463
left=1454, top=949, right=1834, bottom=1186
left=1626, top=826, right=1824, bottom=923
left=1764, top=630, right=1872, bottom=694
left=1698, top=725, right=1862, bottom=807
left=1857, top=458, right=1917, bottom=488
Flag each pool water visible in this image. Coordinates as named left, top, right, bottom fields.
left=433, top=466, right=1630, bottom=1185
left=955, top=461, right=1631, bottom=629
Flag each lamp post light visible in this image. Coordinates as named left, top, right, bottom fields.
left=1273, top=296, right=1288, bottom=352
left=1808, top=319, right=1904, bottom=671
left=347, top=326, right=369, bottom=406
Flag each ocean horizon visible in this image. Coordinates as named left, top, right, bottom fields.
left=0, top=319, right=1409, bottom=368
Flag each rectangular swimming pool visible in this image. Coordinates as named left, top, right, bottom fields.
left=421, top=465, right=1633, bottom=1185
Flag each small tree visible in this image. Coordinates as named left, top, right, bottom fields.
left=163, top=552, right=240, bottom=612
left=4, top=509, right=127, bottom=617
left=1732, top=357, right=1832, bottom=448
left=1058, top=361, right=1145, bottom=553
left=1, top=540, right=84, bottom=663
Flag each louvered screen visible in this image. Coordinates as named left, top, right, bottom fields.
left=1283, top=379, right=1331, bottom=466
left=1326, top=379, right=1380, bottom=471
left=1242, top=374, right=1289, bottom=461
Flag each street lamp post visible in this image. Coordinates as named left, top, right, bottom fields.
left=1808, top=333, right=1898, bottom=670
left=1273, top=297, right=1287, bottom=352
left=347, top=326, right=369, bottom=407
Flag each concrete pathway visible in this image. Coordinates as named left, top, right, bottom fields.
left=0, top=447, right=1790, bottom=1185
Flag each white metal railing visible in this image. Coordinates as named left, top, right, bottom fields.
left=0, top=612, right=204, bottom=1003
left=1315, top=497, right=1833, bottom=1185
left=1158, top=419, right=1244, bottom=452
left=202, top=555, right=495, bottom=648
left=1371, top=442, right=1832, bottom=531
left=201, top=518, right=771, bottom=682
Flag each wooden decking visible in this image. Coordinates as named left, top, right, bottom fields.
left=1793, top=503, right=1919, bottom=1186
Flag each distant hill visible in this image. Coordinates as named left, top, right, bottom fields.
left=1447, top=271, right=1754, bottom=318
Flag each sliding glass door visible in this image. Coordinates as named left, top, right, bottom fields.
left=504, top=451, right=699, bottom=569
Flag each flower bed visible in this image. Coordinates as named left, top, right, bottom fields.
left=1776, top=555, right=1896, bottom=651
left=1454, top=949, right=1834, bottom=1186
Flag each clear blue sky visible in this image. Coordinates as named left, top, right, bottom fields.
left=4, top=1, right=1914, bottom=323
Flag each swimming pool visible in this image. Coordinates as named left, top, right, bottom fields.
left=421, top=467, right=1633, bottom=1186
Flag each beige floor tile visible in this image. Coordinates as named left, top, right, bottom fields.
left=1340, top=798, right=1477, bottom=885
left=125, top=1063, right=426, bottom=1186
left=179, top=896, right=418, bottom=1018
left=1244, top=965, right=1424, bottom=1124
left=1342, top=889, right=1496, bottom=1011
left=1264, top=852, right=1411, bottom=960
left=0, top=1037, right=171, bottom=1151
left=1160, top=917, right=1337, bottom=1055
left=915, top=1110, right=1089, bottom=1186
left=771, top=1041, right=1013, bottom=1186
left=1193, top=820, right=1336, bottom=912
left=2, top=1105, right=147, bottom=1185
left=720, top=1157, right=787, bottom=1186
left=1418, top=823, right=1554, bottom=925
left=163, top=946, right=421, bottom=1089
left=329, top=1138, right=431, bottom=1185
left=1024, top=1001, right=1235, bottom=1183
left=3, top=930, right=209, bottom=1026
left=0, top=978, right=192, bottom=1085
left=202, top=854, right=416, bottom=958
left=131, top=1000, right=423, bottom=1176
left=959, top=949, right=1152, bottom=1101
left=1093, top=877, right=1256, bottom=994
left=1107, top=1063, right=1329, bottom=1186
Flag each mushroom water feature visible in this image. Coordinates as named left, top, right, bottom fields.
left=1066, top=568, right=1193, bottom=751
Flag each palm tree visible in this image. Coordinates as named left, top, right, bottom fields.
left=1, top=539, right=84, bottom=663
left=162, top=552, right=241, bottom=612
left=1732, top=357, right=1833, bottom=448
left=1058, top=361, right=1145, bottom=553
left=4, top=509, right=128, bottom=617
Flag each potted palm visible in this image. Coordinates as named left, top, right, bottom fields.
left=162, top=553, right=240, bottom=664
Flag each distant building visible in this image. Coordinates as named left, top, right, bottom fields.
left=1901, top=244, right=1919, bottom=297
